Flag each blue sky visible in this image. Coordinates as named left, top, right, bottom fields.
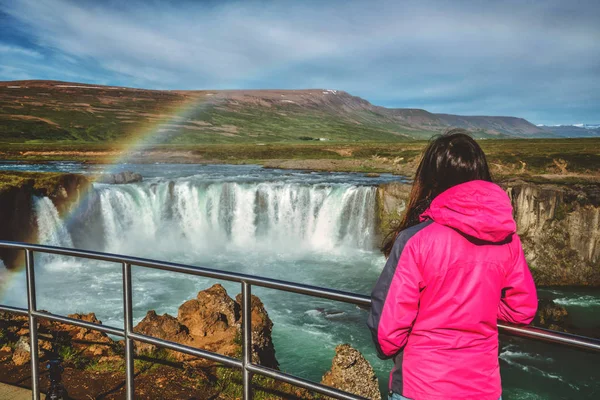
left=0, top=0, right=598, bottom=125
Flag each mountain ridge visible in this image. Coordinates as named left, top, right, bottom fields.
left=0, top=80, right=555, bottom=143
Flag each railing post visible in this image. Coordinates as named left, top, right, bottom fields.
left=25, top=249, right=40, bottom=400
left=241, top=281, right=253, bottom=400
left=122, top=262, right=135, bottom=400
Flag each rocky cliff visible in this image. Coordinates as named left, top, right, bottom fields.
left=505, top=181, right=599, bottom=286
left=377, top=180, right=600, bottom=286
left=321, top=344, right=381, bottom=400
left=134, top=284, right=278, bottom=369
left=0, top=171, right=89, bottom=268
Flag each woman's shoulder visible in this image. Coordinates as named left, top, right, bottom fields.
left=393, top=219, right=435, bottom=248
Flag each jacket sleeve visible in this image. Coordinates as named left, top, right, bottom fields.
left=497, top=234, right=538, bottom=324
left=367, top=231, right=423, bottom=359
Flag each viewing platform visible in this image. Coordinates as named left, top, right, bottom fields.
left=0, top=383, right=45, bottom=400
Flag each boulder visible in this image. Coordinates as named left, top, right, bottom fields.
left=96, top=171, right=142, bottom=184
left=178, top=284, right=239, bottom=337
left=53, top=313, right=115, bottom=357
left=12, top=337, right=31, bottom=366
left=134, top=310, right=191, bottom=357
left=133, top=284, right=278, bottom=368
left=235, top=292, right=278, bottom=369
left=321, top=344, right=381, bottom=400
left=533, top=299, right=571, bottom=332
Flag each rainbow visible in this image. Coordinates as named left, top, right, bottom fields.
left=0, top=93, right=217, bottom=299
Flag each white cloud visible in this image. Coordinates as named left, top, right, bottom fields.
left=0, top=43, right=42, bottom=58
left=0, top=0, right=599, bottom=124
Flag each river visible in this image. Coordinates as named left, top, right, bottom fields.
left=0, top=162, right=598, bottom=399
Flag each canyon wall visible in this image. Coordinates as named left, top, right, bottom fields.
left=506, top=181, right=599, bottom=286
left=0, top=172, right=88, bottom=268
left=377, top=180, right=600, bottom=286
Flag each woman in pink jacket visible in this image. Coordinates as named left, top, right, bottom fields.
left=368, top=130, right=538, bottom=400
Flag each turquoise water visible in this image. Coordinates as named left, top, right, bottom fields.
left=1, top=162, right=598, bottom=399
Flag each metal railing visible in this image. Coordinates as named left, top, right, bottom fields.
left=0, top=240, right=599, bottom=400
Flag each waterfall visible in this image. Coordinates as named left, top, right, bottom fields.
left=35, top=197, right=73, bottom=248
left=74, top=180, right=378, bottom=256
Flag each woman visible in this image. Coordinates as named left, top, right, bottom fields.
left=367, top=129, right=537, bottom=400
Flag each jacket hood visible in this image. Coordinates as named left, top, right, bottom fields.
left=420, top=180, right=516, bottom=243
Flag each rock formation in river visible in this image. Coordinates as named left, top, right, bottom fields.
left=95, top=171, right=143, bottom=184
left=321, top=344, right=381, bottom=400
left=0, top=172, right=88, bottom=268
left=532, top=299, right=572, bottom=332
left=377, top=180, right=600, bottom=286
left=134, top=284, right=279, bottom=369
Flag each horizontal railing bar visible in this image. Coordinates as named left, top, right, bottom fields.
left=500, top=324, right=600, bottom=352
left=245, top=278, right=370, bottom=307
left=247, top=364, right=369, bottom=400
left=0, top=304, right=28, bottom=315
left=1, top=241, right=600, bottom=355
left=31, top=310, right=124, bottom=337
left=128, top=332, right=243, bottom=368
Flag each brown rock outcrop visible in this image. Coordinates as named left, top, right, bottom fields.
left=0, top=311, right=115, bottom=366
left=235, top=292, right=277, bottom=368
left=321, top=344, right=381, bottom=400
left=54, top=313, right=115, bottom=357
left=179, top=284, right=239, bottom=338
left=134, top=284, right=278, bottom=369
left=12, top=336, right=32, bottom=366
left=533, top=299, right=571, bottom=332
left=133, top=311, right=192, bottom=356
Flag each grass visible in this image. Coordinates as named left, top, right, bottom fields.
left=0, top=170, right=89, bottom=194
left=0, top=330, right=16, bottom=351
left=57, top=344, right=90, bottom=369
left=1, top=82, right=547, bottom=144
left=214, top=366, right=318, bottom=400
left=1, top=138, right=599, bottom=182
left=0, top=84, right=429, bottom=143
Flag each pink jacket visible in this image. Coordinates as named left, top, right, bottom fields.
left=367, top=180, right=538, bottom=400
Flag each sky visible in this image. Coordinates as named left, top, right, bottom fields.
left=0, top=0, right=598, bottom=125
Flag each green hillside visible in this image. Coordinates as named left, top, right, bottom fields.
left=0, top=80, right=550, bottom=144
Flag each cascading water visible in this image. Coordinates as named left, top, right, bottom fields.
left=35, top=196, right=74, bottom=248
left=80, top=180, right=378, bottom=256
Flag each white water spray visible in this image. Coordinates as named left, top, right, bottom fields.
left=83, top=180, right=378, bottom=256
left=35, top=197, right=73, bottom=248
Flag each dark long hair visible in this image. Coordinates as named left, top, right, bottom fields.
left=382, top=129, right=492, bottom=257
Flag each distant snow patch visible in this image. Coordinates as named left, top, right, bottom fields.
left=55, top=85, right=121, bottom=90
left=7, top=86, right=21, bottom=89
